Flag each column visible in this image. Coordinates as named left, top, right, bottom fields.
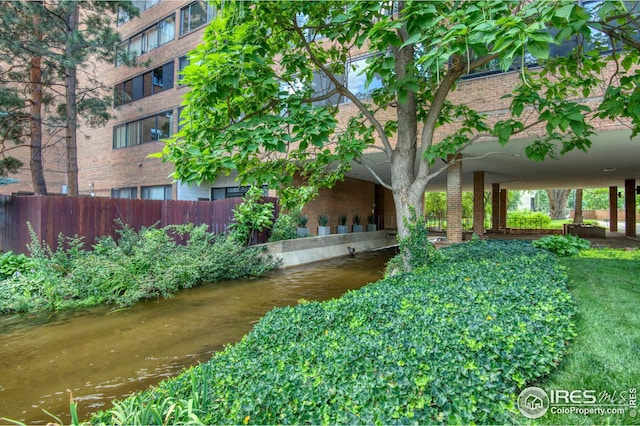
left=499, top=189, right=508, bottom=229
left=624, top=179, right=636, bottom=237
left=446, top=155, right=463, bottom=243
left=491, top=183, right=500, bottom=231
left=609, top=186, right=618, bottom=232
left=473, top=171, right=485, bottom=237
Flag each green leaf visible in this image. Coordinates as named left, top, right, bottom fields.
left=555, top=4, right=574, bottom=20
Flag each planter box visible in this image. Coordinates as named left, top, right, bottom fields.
left=296, top=227, right=310, bottom=238
left=337, top=225, right=349, bottom=234
left=317, top=226, right=331, bottom=236
left=367, top=224, right=377, bottom=232
left=352, top=224, right=363, bottom=232
left=564, top=224, right=606, bottom=238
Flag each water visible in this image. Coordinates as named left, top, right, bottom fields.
left=0, top=248, right=394, bottom=424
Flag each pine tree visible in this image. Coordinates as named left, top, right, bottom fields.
left=0, top=0, right=138, bottom=195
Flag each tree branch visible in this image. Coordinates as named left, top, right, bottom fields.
left=290, top=16, right=394, bottom=157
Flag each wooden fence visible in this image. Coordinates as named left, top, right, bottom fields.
left=0, top=195, right=279, bottom=255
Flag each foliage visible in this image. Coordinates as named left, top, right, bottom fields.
left=352, top=214, right=361, bottom=225
left=297, top=214, right=308, bottom=228
left=367, top=213, right=375, bottom=225
left=0, top=222, right=279, bottom=314
left=91, top=240, right=574, bottom=425
left=506, top=210, right=552, bottom=228
left=338, top=214, right=347, bottom=226
left=532, top=234, right=591, bottom=257
left=395, top=209, right=440, bottom=272
left=425, top=192, right=480, bottom=219
left=317, top=214, right=329, bottom=226
left=268, top=212, right=297, bottom=242
left=156, top=0, right=638, bottom=242
left=229, top=186, right=275, bottom=245
left=0, top=251, right=36, bottom=280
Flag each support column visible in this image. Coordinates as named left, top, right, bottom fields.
left=609, top=186, right=618, bottom=232
left=491, top=183, right=500, bottom=231
left=446, top=155, right=463, bottom=243
left=473, top=171, right=485, bottom=237
left=499, top=189, right=508, bottom=229
left=624, top=179, right=637, bottom=237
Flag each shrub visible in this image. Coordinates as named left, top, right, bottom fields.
left=92, top=240, right=575, bottom=425
left=0, top=251, right=36, bottom=280
left=268, top=213, right=297, bottom=242
left=532, top=234, right=591, bottom=257
left=0, top=222, right=279, bottom=314
left=229, top=186, right=274, bottom=245
left=507, top=210, right=551, bottom=229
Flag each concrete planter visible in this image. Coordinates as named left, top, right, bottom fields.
left=317, top=226, right=331, bottom=236
left=352, top=224, right=364, bottom=233
left=296, top=227, right=310, bottom=238
left=367, top=224, right=377, bottom=232
left=337, top=225, right=349, bottom=234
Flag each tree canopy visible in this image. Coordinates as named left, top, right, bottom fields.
left=161, top=0, right=640, bottom=246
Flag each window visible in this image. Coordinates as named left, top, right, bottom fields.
left=116, top=15, right=175, bottom=66
left=211, top=185, right=268, bottom=200
left=117, top=0, right=160, bottom=26
left=114, top=62, right=174, bottom=106
left=308, top=56, right=381, bottom=106
left=141, top=185, right=172, bottom=200
left=311, top=70, right=343, bottom=106
left=178, top=56, right=189, bottom=85
left=113, top=110, right=173, bottom=149
left=111, top=187, right=138, bottom=199
left=346, top=56, right=383, bottom=101
left=180, top=1, right=215, bottom=35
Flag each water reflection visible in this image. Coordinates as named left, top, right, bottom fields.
left=0, top=248, right=393, bottom=424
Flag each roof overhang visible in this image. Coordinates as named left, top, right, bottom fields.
left=346, top=128, right=640, bottom=192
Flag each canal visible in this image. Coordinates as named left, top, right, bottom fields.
left=0, top=248, right=394, bottom=424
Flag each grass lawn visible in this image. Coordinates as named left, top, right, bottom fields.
left=547, top=219, right=599, bottom=229
left=533, top=248, right=640, bottom=425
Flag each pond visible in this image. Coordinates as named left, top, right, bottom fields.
left=0, top=248, right=394, bottom=424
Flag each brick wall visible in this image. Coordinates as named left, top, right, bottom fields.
left=295, top=175, right=394, bottom=231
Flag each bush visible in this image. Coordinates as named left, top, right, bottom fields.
left=507, top=210, right=551, bottom=229
left=0, top=222, right=280, bottom=314
left=0, top=251, right=36, bottom=280
left=532, top=234, right=591, bottom=257
left=92, top=240, right=575, bottom=424
left=268, top=212, right=298, bottom=242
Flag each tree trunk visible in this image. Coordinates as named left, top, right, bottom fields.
left=29, top=15, right=47, bottom=195
left=390, top=12, right=419, bottom=242
left=65, top=3, right=79, bottom=196
left=546, top=189, right=571, bottom=220
left=573, top=188, right=584, bottom=224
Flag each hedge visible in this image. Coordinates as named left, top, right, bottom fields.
left=92, top=240, right=575, bottom=424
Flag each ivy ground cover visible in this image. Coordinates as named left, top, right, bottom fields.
left=92, top=240, right=575, bottom=424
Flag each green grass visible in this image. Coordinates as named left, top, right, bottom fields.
left=533, top=248, right=640, bottom=425
left=547, top=219, right=598, bottom=229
